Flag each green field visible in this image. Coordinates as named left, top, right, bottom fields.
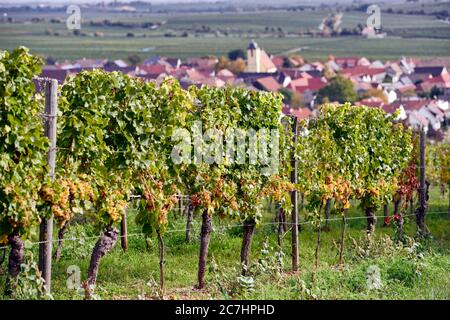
left=1, top=187, right=448, bottom=300
left=1, top=9, right=450, bottom=61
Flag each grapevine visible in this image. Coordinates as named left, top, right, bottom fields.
left=0, top=47, right=48, bottom=292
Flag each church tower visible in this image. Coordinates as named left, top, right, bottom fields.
left=246, top=40, right=261, bottom=73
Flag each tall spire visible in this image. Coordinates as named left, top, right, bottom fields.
left=248, top=40, right=258, bottom=50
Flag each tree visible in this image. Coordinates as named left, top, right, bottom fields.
left=280, top=88, right=304, bottom=109
left=430, top=85, right=444, bottom=98
left=291, top=91, right=304, bottom=108
left=362, top=88, right=388, bottom=104
left=287, top=55, right=304, bottom=67
left=46, top=56, right=57, bottom=65
left=323, top=65, right=335, bottom=80
left=279, top=88, right=293, bottom=105
left=317, top=76, right=357, bottom=104
left=127, top=54, right=142, bottom=65
left=215, top=57, right=245, bottom=74
left=227, top=49, right=246, bottom=61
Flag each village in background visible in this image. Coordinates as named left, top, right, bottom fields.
left=2, top=0, right=450, bottom=140
left=38, top=40, right=450, bottom=140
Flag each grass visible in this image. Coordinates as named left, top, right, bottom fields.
left=0, top=187, right=448, bottom=300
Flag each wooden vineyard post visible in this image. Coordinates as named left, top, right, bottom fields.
left=39, top=79, right=58, bottom=294
left=121, top=208, right=128, bottom=252
left=291, top=116, right=299, bottom=272
left=417, top=127, right=428, bottom=235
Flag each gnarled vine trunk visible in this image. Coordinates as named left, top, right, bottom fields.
left=447, top=184, right=450, bottom=217
left=409, top=197, right=414, bottom=225
left=0, top=247, right=6, bottom=273
left=6, top=230, right=24, bottom=295
left=182, top=196, right=190, bottom=217
left=394, top=199, right=404, bottom=241
left=185, top=203, right=193, bottom=243
left=277, top=207, right=288, bottom=233
left=397, top=213, right=404, bottom=241
left=394, top=199, right=400, bottom=216
left=338, top=209, right=347, bottom=265
left=53, top=222, right=69, bottom=261
left=299, top=192, right=305, bottom=233
left=365, top=207, right=377, bottom=235
left=276, top=205, right=283, bottom=272
left=276, top=205, right=284, bottom=243
left=241, top=220, right=256, bottom=276
left=415, top=206, right=427, bottom=236
left=157, top=230, right=165, bottom=299
left=383, top=204, right=389, bottom=227
left=416, top=181, right=429, bottom=236
left=197, top=210, right=212, bottom=289
left=87, top=227, right=118, bottom=286
left=313, top=202, right=324, bottom=278
left=314, top=218, right=321, bottom=271
left=178, top=197, right=182, bottom=220
left=281, top=209, right=287, bottom=233
left=276, top=204, right=282, bottom=248
left=324, top=198, right=332, bottom=230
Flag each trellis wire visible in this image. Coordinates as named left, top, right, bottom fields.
left=0, top=211, right=447, bottom=251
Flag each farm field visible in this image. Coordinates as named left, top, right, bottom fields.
left=1, top=9, right=450, bottom=61
left=1, top=0, right=450, bottom=301
left=1, top=34, right=450, bottom=62
left=1, top=188, right=448, bottom=300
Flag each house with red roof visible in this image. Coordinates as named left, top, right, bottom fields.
left=217, top=69, right=236, bottom=85
left=290, top=107, right=313, bottom=120
left=356, top=97, right=385, bottom=108
left=409, top=111, right=430, bottom=131
left=388, top=99, right=448, bottom=131
left=340, top=66, right=386, bottom=83
left=271, top=55, right=285, bottom=69
left=288, top=77, right=309, bottom=90
left=295, top=77, right=327, bottom=94
left=280, top=68, right=312, bottom=80
left=333, top=57, right=370, bottom=69
left=410, top=66, right=448, bottom=84
left=186, top=56, right=218, bottom=72
left=254, top=76, right=281, bottom=92
left=391, top=99, right=430, bottom=113
left=416, top=57, right=450, bottom=69
left=73, top=58, right=106, bottom=69
left=185, top=68, right=210, bottom=82
left=201, top=77, right=226, bottom=88
left=356, top=97, right=408, bottom=121
left=39, top=67, right=71, bottom=84
left=282, top=106, right=314, bottom=120
left=103, top=60, right=135, bottom=74
left=289, top=77, right=327, bottom=106
left=418, top=73, right=450, bottom=94
left=135, top=63, right=169, bottom=77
